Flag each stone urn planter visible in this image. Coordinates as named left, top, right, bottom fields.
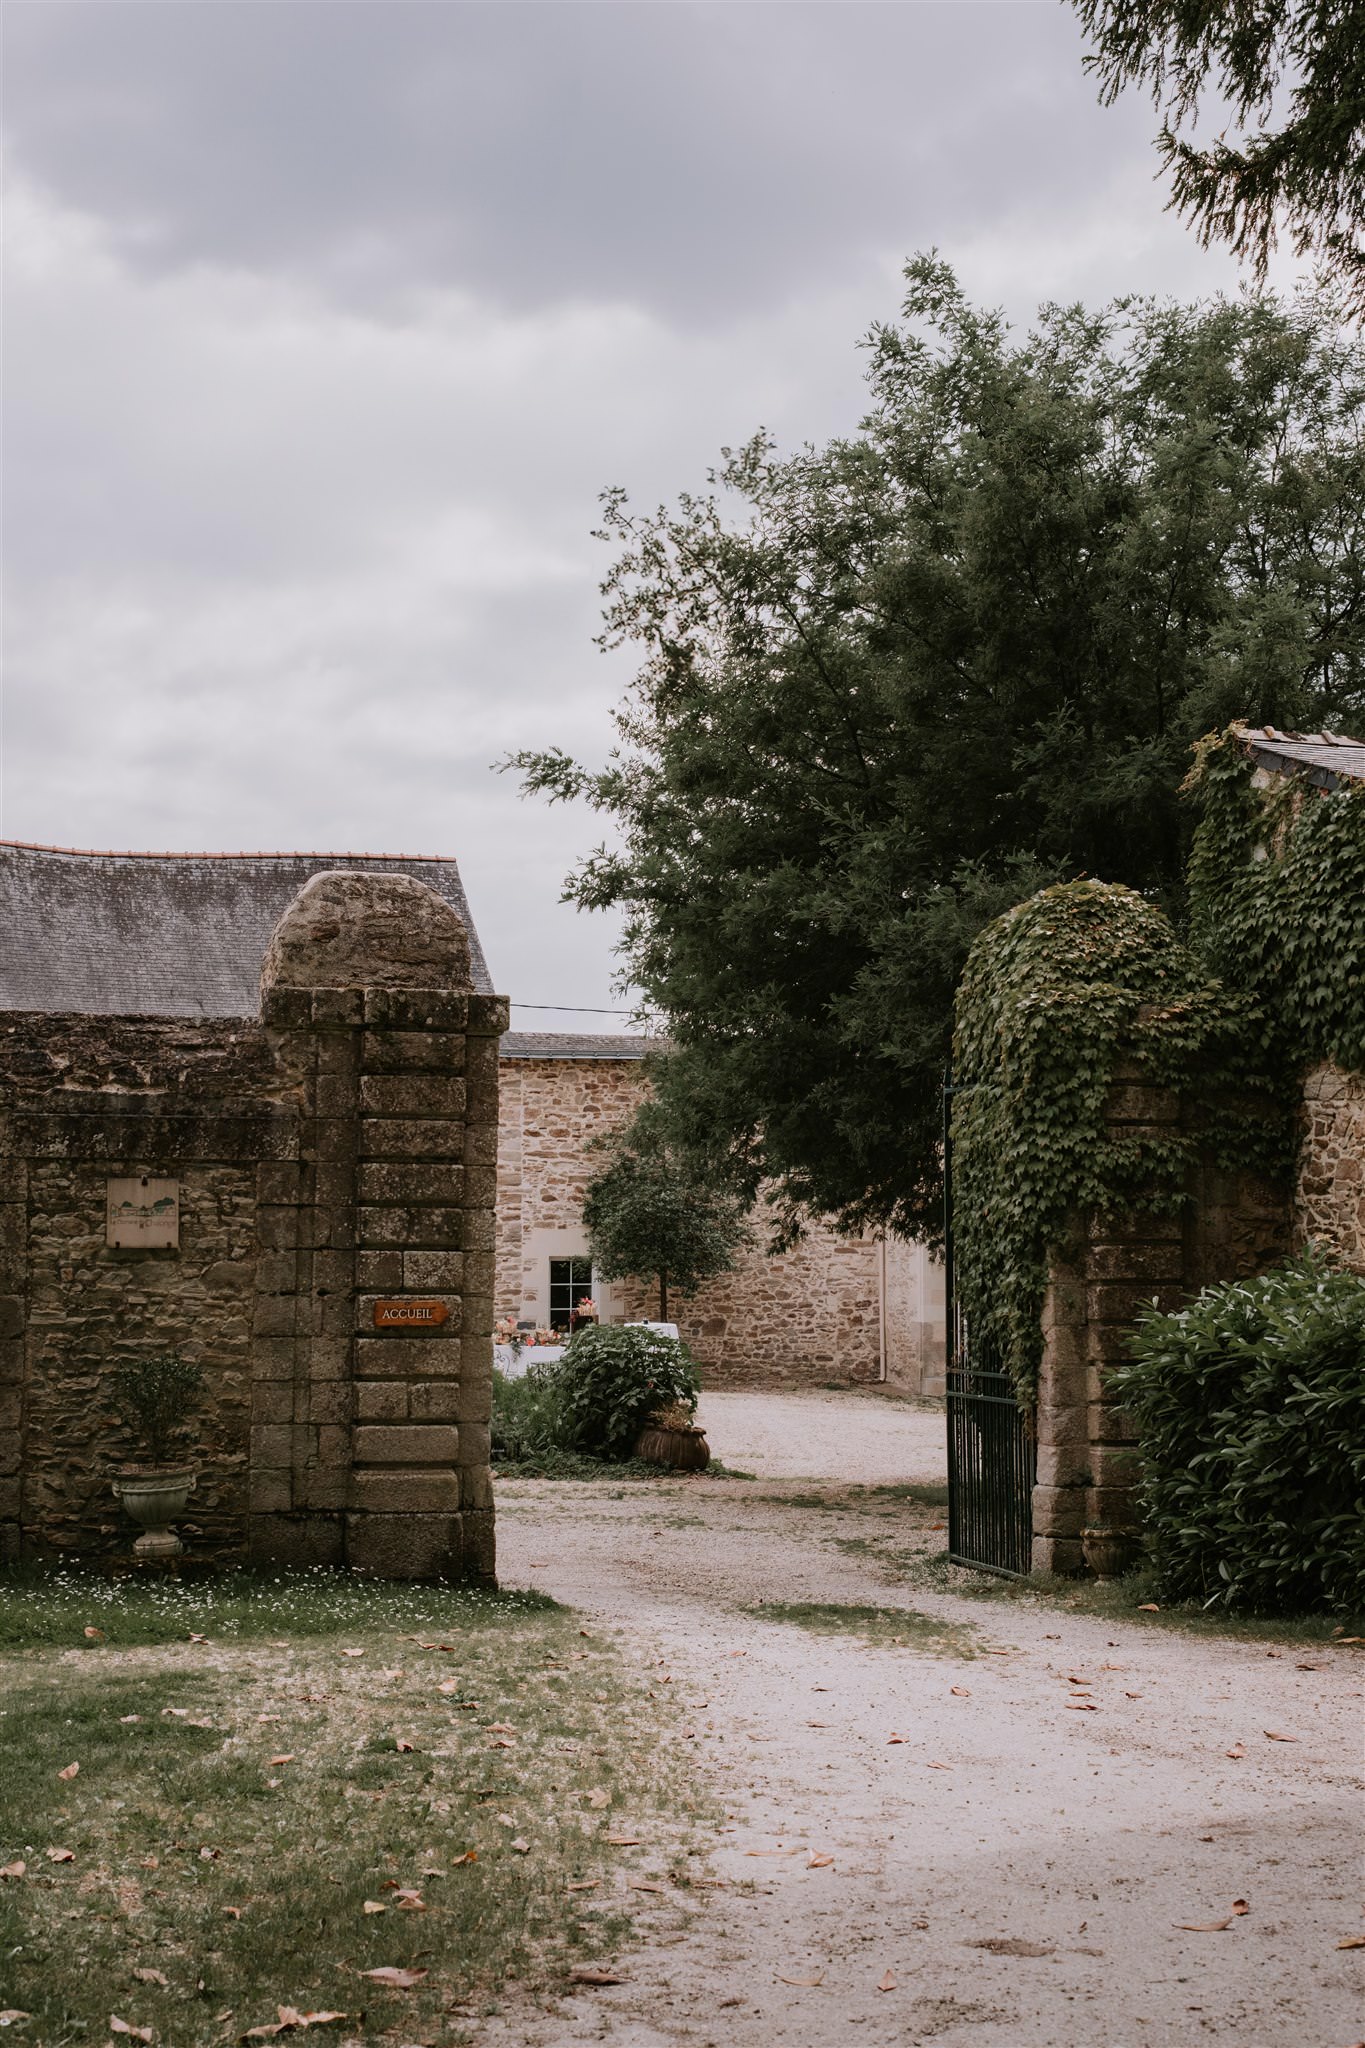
left=113, top=1468, right=197, bottom=1557
left=1081, top=1526, right=1137, bottom=1582
left=634, top=1422, right=711, bottom=1472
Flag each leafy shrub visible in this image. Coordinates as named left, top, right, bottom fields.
left=111, top=1354, right=205, bottom=1465
left=553, top=1324, right=700, bottom=1461
left=1115, top=1256, right=1365, bottom=1614
left=490, top=1362, right=568, bottom=1464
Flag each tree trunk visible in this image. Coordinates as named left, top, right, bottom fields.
left=659, top=1269, right=668, bottom=1321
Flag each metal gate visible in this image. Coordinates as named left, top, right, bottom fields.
left=943, top=1073, right=1036, bottom=1577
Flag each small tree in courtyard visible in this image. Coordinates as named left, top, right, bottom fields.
left=583, top=1108, right=748, bottom=1321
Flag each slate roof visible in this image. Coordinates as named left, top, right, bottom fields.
left=1238, top=727, right=1365, bottom=792
left=500, top=1031, right=655, bottom=1060
left=0, top=842, right=493, bottom=1017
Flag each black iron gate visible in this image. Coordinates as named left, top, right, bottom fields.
left=943, top=1073, right=1036, bottom=1577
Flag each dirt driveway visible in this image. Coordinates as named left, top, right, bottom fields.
left=490, top=1390, right=1363, bottom=2048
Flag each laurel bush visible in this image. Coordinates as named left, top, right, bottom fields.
left=1114, top=1256, right=1365, bottom=1614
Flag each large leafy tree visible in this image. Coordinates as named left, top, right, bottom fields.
left=1071, top=0, right=1365, bottom=309
left=513, top=262, right=1365, bottom=1244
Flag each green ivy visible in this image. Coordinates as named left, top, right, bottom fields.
left=951, top=879, right=1285, bottom=1398
left=951, top=725, right=1364, bottom=1401
left=1185, top=728, right=1365, bottom=1073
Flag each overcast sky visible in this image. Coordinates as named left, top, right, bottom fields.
left=2, top=1, right=1287, bottom=1023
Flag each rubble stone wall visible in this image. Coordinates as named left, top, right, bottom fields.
left=1295, top=1061, right=1365, bottom=1271
left=0, top=871, right=504, bottom=1581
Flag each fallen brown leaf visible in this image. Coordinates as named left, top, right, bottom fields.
left=358, top=1967, right=427, bottom=1988
left=1336, top=1934, right=1365, bottom=1950
left=806, top=1852, right=834, bottom=1869
left=886, top=1732, right=907, bottom=1744
left=568, top=1966, right=626, bottom=1985
left=925, top=1760, right=953, bottom=1771
left=1175, top=1919, right=1235, bottom=1932
left=603, top=1835, right=642, bottom=1846
left=340, top=1649, right=365, bottom=1658
left=950, top=1687, right=971, bottom=1698
left=199, top=1847, right=220, bottom=1862
left=585, top=1788, right=611, bottom=1809
left=775, top=1970, right=825, bottom=1987
left=1263, top=1731, right=1299, bottom=1742
left=1137, top=1603, right=1160, bottom=1612
left=222, top=1907, right=242, bottom=1919
left=0, top=2015, right=31, bottom=2027
left=877, top=1969, right=897, bottom=1992
left=1067, top=1703, right=1099, bottom=1713
left=394, top=1740, right=415, bottom=1754
left=436, top=1679, right=462, bottom=1694
left=566, top=1880, right=599, bottom=1892
left=486, top=1737, right=515, bottom=1750
left=267, top=1756, right=295, bottom=1767
left=0, top=1862, right=24, bottom=1880
left=510, top=1838, right=530, bottom=1855
left=486, top=1722, right=516, bottom=1734
left=1226, top=1744, right=1247, bottom=1759
left=132, top=1970, right=168, bottom=1988
left=450, top=1850, right=478, bottom=1864
left=393, top=1889, right=426, bottom=1911
left=45, top=1848, right=74, bottom=1864
left=362, top=1900, right=386, bottom=1915
left=109, top=2019, right=153, bottom=2041
left=57, top=1762, right=80, bottom=1781
left=1231, top=1900, right=1250, bottom=1916
left=83, top=1627, right=104, bottom=1640
left=631, top=1880, right=668, bottom=1894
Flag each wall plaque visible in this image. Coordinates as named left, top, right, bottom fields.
left=373, top=1299, right=449, bottom=1329
left=106, top=1177, right=180, bottom=1249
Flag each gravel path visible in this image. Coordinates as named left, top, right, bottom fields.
left=488, top=1391, right=1363, bottom=2048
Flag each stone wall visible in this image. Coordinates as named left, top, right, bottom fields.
left=1, top=870, right=505, bottom=1581
left=1032, top=1067, right=1292, bottom=1573
left=1295, top=1061, right=1365, bottom=1271
left=496, top=1053, right=900, bottom=1387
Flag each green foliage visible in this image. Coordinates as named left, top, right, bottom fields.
left=110, top=1353, right=205, bottom=1465
left=1113, top=1256, right=1365, bottom=1613
left=952, top=879, right=1286, bottom=1394
left=553, top=1324, right=701, bottom=1462
left=583, top=1105, right=748, bottom=1316
left=490, top=1361, right=571, bottom=1464
left=1071, top=0, right=1365, bottom=309
left=513, top=264, right=1365, bottom=1240
left=1185, top=728, right=1365, bottom=1073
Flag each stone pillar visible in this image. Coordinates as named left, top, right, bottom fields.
left=251, top=871, right=504, bottom=1583
left=1032, top=1069, right=1186, bottom=1574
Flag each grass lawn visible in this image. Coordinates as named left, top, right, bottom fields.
left=0, top=1568, right=714, bottom=2047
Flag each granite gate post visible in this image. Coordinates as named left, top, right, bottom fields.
left=250, top=870, right=504, bottom=1582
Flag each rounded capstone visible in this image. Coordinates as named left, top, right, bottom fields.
left=260, top=870, right=471, bottom=996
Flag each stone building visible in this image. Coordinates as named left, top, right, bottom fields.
left=496, top=1032, right=944, bottom=1391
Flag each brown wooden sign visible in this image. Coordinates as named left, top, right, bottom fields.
left=373, top=1299, right=449, bottom=1329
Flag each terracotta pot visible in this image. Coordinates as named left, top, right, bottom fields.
left=634, top=1424, right=710, bottom=1472
left=113, top=1468, right=196, bottom=1557
left=1081, top=1526, right=1136, bottom=1582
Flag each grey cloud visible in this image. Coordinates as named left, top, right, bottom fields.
left=3, top=1, right=1153, bottom=322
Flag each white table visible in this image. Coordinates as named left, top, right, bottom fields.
left=494, top=1343, right=566, bottom=1380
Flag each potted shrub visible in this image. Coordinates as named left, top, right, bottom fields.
left=554, top=1323, right=709, bottom=1469
left=110, top=1353, right=205, bottom=1556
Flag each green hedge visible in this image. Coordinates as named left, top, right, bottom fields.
left=491, top=1326, right=700, bottom=1466
left=1115, top=1256, right=1365, bottom=1614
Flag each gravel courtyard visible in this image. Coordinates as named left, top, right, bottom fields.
left=488, top=1389, right=1363, bottom=2048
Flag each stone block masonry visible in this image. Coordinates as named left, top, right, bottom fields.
left=0, top=869, right=505, bottom=1582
